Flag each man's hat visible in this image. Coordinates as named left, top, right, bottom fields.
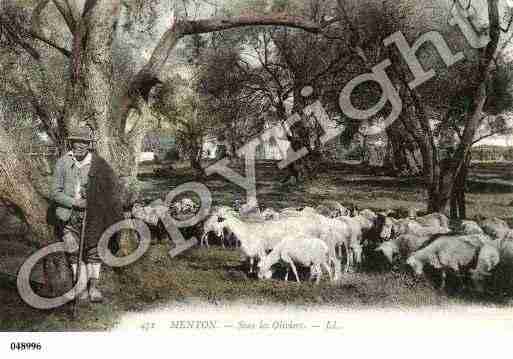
left=67, top=125, right=94, bottom=142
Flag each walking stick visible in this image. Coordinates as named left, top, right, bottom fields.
left=72, top=209, right=87, bottom=319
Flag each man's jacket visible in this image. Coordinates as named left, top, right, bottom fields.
left=52, top=151, right=91, bottom=222
left=52, top=151, right=125, bottom=250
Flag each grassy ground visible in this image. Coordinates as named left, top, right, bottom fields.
left=1, top=161, right=513, bottom=331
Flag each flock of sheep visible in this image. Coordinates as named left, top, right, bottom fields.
left=130, top=198, right=513, bottom=294
left=198, top=201, right=513, bottom=293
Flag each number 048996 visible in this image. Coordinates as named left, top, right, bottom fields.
left=10, top=342, right=42, bottom=351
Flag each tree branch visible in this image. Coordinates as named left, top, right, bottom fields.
left=472, top=128, right=513, bottom=145
left=179, top=13, right=333, bottom=36
left=120, top=11, right=340, bottom=131
left=0, top=15, right=40, bottom=60
left=29, top=0, right=71, bottom=57
left=30, top=31, right=71, bottom=57
left=51, top=0, right=77, bottom=33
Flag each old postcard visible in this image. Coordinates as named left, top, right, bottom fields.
left=1, top=0, right=513, bottom=356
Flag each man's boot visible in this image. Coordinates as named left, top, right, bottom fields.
left=87, top=263, right=103, bottom=303
left=66, top=263, right=88, bottom=301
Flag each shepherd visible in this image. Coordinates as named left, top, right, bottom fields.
left=52, top=123, right=125, bottom=304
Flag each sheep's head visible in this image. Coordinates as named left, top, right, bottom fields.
left=406, top=256, right=423, bottom=276
left=395, top=222, right=410, bottom=236
left=476, top=244, right=500, bottom=272
left=458, top=221, right=484, bottom=235
left=473, top=243, right=500, bottom=289
left=481, top=218, right=510, bottom=241
left=213, top=215, right=228, bottom=230
left=504, top=230, right=513, bottom=242
left=375, top=241, right=399, bottom=264
left=380, top=217, right=397, bottom=240
left=207, top=216, right=224, bottom=238
left=262, top=208, right=279, bottom=220
left=340, top=206, right=351, bottom=217
left=360, top=209, right=377, bottom=221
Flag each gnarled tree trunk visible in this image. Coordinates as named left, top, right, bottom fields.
left=0, top=125, right=52, bottom=247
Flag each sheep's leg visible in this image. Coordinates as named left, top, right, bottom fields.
left=285, top=269, right=290, bottom=281
left=350, top=246, right=357, bottom=272
left=247, top=257, right=253, bottom=274
left=227, top=233, right=234, bottom=249
left=314, top=264, right=322, bottom=284
left=329, top=257, right=338, bottom=281
left=457, top=270, right=466, bottom=293
left=200, top=233, right=208, bottom=248
left=348, top=253, right=354, bottom=272
left=344, top=244, right=352, bottom=273
left=290, top=262, right=301, bottom=283
left=221, top=233, right=225, bottom=249
left=310, top=264, right=319, bottom=283
left=322, top=262, right=333, bottom=282
left=329, top=247, right=341, bottom=281
left=335, top=258, right=342, bottom=281
left=440, top=270, right=447, bottom=291
left=283, top=255, right=300, bottom=283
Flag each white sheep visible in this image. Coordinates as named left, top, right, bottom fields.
left=379, top=216, right=401, bottom=240
left=180, top=198, right=196, bottom=213
left=200, top=215, right=224, bottom=248
left=278, top=210, right=358, bottom=277
left=456, top=220, right=484, bottom=235
left=375, top=233, right=433, bottom=264
left=132, top=203, right=168, bottom=226
left=470, top=243, right=500, bottom=292
left=359, top=209, right=378, bottom=222
left=406, top=234, right=492, bottom=291
left=416, top=213, right=450, bottom=228
left=257, top=235, right=332, bottom=284
left=210, top=206, right=240, bottom=246
left=211, top=205, right=238, bottom=217
left=217, top=211, right=351, bottom=279
left=262, top=208, right=281, bottom=221
left=279, top=206, right=318, bottom=218
left=216, top=214, right=267, bottom=273
left=402, top=221, right=451, bottom=237
left=335, top=215, right=366, bottom=271
left=380, top=213, right=450, bottom=240
left=279, top=208, right=303, bottom=218
left=315, top=200, right=350, bottom=218
left=480, top=218, right=510, bottom=241
left=238, top=202, right=262, bottom=219
left=168, top=198, right=197, bottom=216
left=331, top=209, right=378, bottom=265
